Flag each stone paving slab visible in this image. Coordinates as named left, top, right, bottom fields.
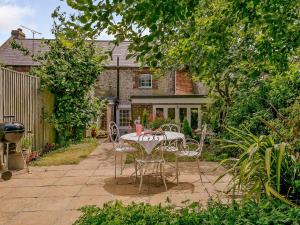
left=0, top=142, right=229, bottom=225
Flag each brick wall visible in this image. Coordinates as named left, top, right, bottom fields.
left=131, top=104, right=153, bottom=123
left=175, top=70, right=193, bottom=95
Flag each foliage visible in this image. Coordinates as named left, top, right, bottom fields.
left=149, top=117, right=170, bottom=130
left=21, top=136, right=32, bottom=149
left=141, top=109, right=149, bottom=127
left=219, top=127, right=300, bottom=206
left=74, top=200, right=300, bottom=225
left=63, top=0, right=300, bottom=139
left=181, top=118, right=192, bottom=138
left=31, top=138, right=98, bottom=166
left=89, top=124, right=98, bottom=131
left=31, top=26, right=105, bottom=146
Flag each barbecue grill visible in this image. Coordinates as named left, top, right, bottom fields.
left=0, top=122, right=25, bottom=180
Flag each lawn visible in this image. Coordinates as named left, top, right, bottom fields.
left=31, top=138, right=99, bottom=166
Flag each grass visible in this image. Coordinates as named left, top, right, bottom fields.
left=31, top=138, right=99, bottom=166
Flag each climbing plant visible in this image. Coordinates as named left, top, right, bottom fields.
left=30, top=17, right=105, bottom=145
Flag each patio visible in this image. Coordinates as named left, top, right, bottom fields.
left=0, top=142, right=230, bottom=225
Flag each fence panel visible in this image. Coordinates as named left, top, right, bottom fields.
left=0, top=67, right=54, bottom=150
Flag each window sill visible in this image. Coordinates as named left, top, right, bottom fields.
left=138, top=87, right=153, bottom=89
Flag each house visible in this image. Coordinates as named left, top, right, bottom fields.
left=0, top=28, right=208, bottom=134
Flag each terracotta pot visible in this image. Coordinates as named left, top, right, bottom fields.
left=91, top=129, right=97, bottom=138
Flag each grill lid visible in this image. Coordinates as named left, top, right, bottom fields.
left=0, top=122, right=25, bottom=133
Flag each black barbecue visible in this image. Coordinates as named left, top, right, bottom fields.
left=0, top=122, right=25, bottom=143
left=0, top=122, right=25, bottom=180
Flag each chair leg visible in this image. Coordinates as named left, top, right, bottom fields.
left=114, top=152, right=117, bottom=180
left=176, top=155, right=179, bottom=185
left=196, top=158, right=203, bottom=184
left=134, top=160, right=138, bottom=183
left=120, top=154, right=123, bottom=175
left=160, top=163, right=168, bottom=191
left=139, top=164, right=143, bottom=193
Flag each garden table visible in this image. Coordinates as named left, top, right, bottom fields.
left=120, top=131, right=184, bottom=154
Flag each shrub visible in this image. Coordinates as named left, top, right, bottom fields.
left=150, top=117, right=170, bottom=130
left=181, top=118, right=192, bottom=138
left=74, top=200, right=300, bottom=225
left=141, top=109, right=149, bottom=127
left=219, top=127, right=300, bottom=206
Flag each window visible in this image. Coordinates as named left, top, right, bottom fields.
left=119, top=109, right=130, bottom=127
left=155, top=108, right=164, bottom=118
left=139, top=74, right=152, bottom=88
left=179, top=108, right=187, bottom=123
left=191, top=108, right=198, bottom=129
left=168, top=108, right=175, bottom=120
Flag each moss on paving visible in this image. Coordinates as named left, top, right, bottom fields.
left=31, top=139, right=98, bottom=166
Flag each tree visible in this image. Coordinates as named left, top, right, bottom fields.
left=30, top=16, right=105, bottom=145
left=63, top=0, right=300, bottom=135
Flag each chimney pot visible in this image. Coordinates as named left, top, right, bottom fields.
left=11, top=28, right=25, bottom=39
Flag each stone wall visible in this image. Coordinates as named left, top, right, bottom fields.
left=131, top=104, right=153, bottom=123
left=94, top=68, right=175, bottom=101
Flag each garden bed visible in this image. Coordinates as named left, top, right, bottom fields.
left=74, top=200, right=300, bottom=225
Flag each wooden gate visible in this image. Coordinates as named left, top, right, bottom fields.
left=0, top=67, right=54, bottom=150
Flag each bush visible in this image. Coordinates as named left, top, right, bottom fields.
left=74, top=200, right=300, bottom=225
left=150, top=117, right=170, bottom=130
left=181, top=118, right=192, bottom=138
left=141, top=109, right=149, bottom=127
left=220, top=127, right=300, bottom=206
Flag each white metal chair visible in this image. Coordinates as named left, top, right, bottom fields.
left=108, top=121, right=137, bottom=182
left=135, top=133, right=168, bottom=193
left=160, top=123, right=181, bottom=153
left=160, top=123, right=180, bottom=132
left=175, top=124, right=207, bottom=184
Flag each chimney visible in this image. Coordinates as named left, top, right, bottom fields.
left=11, top=28, right=25, bottom=39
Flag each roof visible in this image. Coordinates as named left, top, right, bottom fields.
left=0, top=38, right=140, bottom=67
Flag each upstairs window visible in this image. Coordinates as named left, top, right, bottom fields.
left=139, top=74, right=152, bottom=88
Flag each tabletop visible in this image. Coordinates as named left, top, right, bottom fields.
left=120, top=131, right=184, bottom=142
left=120, top=131, right=184, bottom=154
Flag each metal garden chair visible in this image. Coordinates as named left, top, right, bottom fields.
left=175, top=124, right=207, bottom=185
left=108, top=121, right=137, bottom=182
left=135, top=133, right=168, bottom=193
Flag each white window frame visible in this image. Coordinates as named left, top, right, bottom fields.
left=153, top=105, right=202, bottom=129
left=117, top=105, right=131, bottom=130
left=138, top=74, right=152, bottom=88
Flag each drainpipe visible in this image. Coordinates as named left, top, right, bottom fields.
left=114, top=56, right=120, bottom=123
left=117, top=56, right=120, bottom=99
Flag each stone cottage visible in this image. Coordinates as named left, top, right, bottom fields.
left=0, top=28, right=208, bottom=134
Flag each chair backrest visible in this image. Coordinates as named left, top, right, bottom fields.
left=180, top=124, right=207, bottom=156
left=160, top=123, right=180, bottom=132
left=108, top=121, right=120, bottom=143
left=136, top=133, right=167, bottom=161
left=199, top=124, right=207, bottom=155
left=180, top=138, right=199, bottom=151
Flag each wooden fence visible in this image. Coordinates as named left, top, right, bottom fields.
left=0, top=67, right=55, bottom=151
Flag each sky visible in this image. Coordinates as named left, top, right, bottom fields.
left=0, top=0, right=113, bottom=45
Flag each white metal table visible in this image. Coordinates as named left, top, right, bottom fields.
left=120, top=131, right=184, bottom=154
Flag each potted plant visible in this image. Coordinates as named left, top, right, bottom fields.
left=90, top=124, right=98, bottom=138
left=8, top=136, right=32, bottom=170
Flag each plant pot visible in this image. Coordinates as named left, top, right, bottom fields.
left=91, top=129, right=97, bottom=138
left=8, top=151, right=27, bottom=170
